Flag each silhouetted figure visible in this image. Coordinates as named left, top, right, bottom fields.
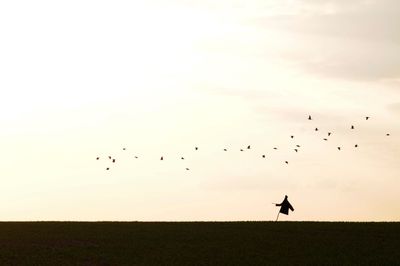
left=160, top=156, right=163, bottom=160
left=285, top=161, right=289, bottom=164
left=355, top=144, right=358, bottom=148
left=315, top=128, right=318, bottom=131
left=351, top=125, right=354, bottom=129
left=328, top=132, right=332, bottom=136
left=291, top=135, right=294, bottom=139
left=308, top=115, right=312, bottom=120
left=294, top=149, right=298, bottom=152
left=262, top=155, right=266, bottom=158
left=96, top=157, right=99, bottom=160
left=112, top=159, right=116, bottom=163
left=337, top=147, right=341, bottom=151
left=108, top=156, right=112, bottom=160
left=106, top=168, right=110, bottom=171
left=247, top=145, right=251, bottom=149
left=275, top=195, right=294, bottom=221
left=366, top=116, right=370, bottom=120
left=195, top=147, right=198, bottom=150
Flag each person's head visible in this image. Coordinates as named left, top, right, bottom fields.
left=285, top=195, right=288, bottom=199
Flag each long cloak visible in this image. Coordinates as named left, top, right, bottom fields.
left=276, top=198, right=294, bottom=215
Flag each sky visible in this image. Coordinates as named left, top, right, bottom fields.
left=0, top=0, right=399, bottom=221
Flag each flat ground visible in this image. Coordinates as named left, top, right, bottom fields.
left=0, top=222, right=399, bottom=265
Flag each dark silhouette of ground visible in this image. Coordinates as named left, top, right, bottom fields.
left=0, top=222, right=399, bottom=265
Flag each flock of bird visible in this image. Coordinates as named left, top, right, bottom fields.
left=96, top=115, right=391, bottom=171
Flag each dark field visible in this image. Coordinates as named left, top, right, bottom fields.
left=0, top=222, right=399, bottom=265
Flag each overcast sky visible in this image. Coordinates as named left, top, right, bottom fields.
left=0, top=0, right=399, bottom=221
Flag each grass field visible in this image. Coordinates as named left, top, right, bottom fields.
left=0, top=222, right=399, bottom=265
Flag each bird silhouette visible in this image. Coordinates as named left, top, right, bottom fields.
left=95, top=112, right=384, bottom=173
left=386, top=133, right=390, bottom=136
left=186, top=168, right=190, bottom=171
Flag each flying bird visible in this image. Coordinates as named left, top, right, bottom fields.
left=328, top=132, right=332, bottom=136
left=337, top=147, right=341, bottom=151
left=186, top=168, right=190, bottom=171
left=123, top=148, right=126, bottom=150
left=273, top=147, right=278, bottom=150
left=181, top=157, right=185, bottom=160
left=294, top=149, right=298, bottom=152
left=296, top=145, right=300, bottom=148
left=247, top=145, right=251, bottom=149
left=106, top=168, right=110, bottom=170
left=224, top=149, right=227, bottom=151
left=323, top=138, right=328, bottom=141
left=240, top=149, right=244, bottom=152
left=134, top=156, right=138, bottom=159
left=285, top=161, right=289, bottom=164
left=108, top=156, right=112, bottom=160
left=386, top=133, right=390, bottom=136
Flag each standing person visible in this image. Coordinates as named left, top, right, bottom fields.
left=275, top=195, right=294, bottom=221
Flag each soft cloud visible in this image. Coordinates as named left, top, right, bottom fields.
left=254, top=0, right=400, bottom=81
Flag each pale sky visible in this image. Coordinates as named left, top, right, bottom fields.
left=0, top=0, right=399, bottom=221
